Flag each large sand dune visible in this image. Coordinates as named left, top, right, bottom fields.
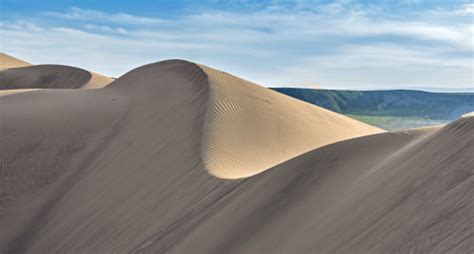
left=0, top=53, right=113, bottom=89
left=0, top=65, right=113, bottom=89
left=0, top=60, right=472, bottom=253
left=175, top=118, right=473, bottom=254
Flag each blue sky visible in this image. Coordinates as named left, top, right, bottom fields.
left=1, top=0, right=473, bottom=89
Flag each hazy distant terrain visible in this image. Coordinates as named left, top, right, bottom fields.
left=273, top=88, right=474, bottom=130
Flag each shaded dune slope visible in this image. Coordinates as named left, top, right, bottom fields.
left=0, top=60, right=472, bottom=253
left=175, top=118, right=473, bottom=254
left=0, top=65, right=113, bottom=90
left=1, top=60, right=224, bottom=253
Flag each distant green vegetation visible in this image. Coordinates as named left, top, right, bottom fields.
left=272, top=88, right=474, bottom=131
left=346, top=115, right=447, bottom=131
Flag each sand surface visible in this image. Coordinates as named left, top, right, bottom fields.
left=0, top=65, right=113, bottom=89
left=0, top=53, right=113, bottom=89
left=0, top=60, right=472, bottom=253
left=0, top=53, right=32, bottom=70
left=200, top=65, right=382, bottom=178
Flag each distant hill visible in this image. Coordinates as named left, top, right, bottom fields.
left=272, top=88, right=474, bottom=130
left=400, top=87, right=474, bottom=93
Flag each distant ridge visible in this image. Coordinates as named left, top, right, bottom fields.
left=400, top=87, right=474, bottom=93
left=272, top=88, right=474, bottom=130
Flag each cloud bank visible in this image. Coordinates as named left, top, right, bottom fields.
left=1, top=1, right=472, bottom=89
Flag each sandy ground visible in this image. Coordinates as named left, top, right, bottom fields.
left=0, top=59, right=472, bottom=253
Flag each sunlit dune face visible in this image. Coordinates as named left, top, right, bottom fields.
left=199, top=65, right=382, bottom=179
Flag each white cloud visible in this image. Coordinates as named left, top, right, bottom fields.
left=452, top=3, right=474, bottom=15
left=430, top=3, right=474, bottom=16
left=1, top=4, right=472, bottom=89
left=461, top=3, right=474, bottom=14
left=46, top=7, right=165, bottom=25
left=276, top=44, right=473, bottom=88
left=83, top=24, right=128, bottom=34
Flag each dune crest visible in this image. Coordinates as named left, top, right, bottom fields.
left=107, top=59, right=382, bottom=179
left=0, top=59, right=381, bottom=179
left=84, top=71, right=115, bottom=88
left=199, top=65, right=383, bottom=179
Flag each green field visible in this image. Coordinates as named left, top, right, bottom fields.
left=346, top=115, right=447, bottom=131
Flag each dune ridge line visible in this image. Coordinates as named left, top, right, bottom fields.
left=104, top=59, right=383, bottom=179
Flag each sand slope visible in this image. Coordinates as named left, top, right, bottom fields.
left=85, top=71, right=116, bottom=89
left=0, top=60, right=472, bottom=253
left=174, top=118, right=473, bottom=253
left=200, top=65, right=382, bottom=178
left=0, top=53, right=32, bottom=70
left=0, top=53, right=113, bottom=89
left=0, top=65, right=113, bottom=89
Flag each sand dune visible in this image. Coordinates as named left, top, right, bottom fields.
left=200, top=65, right=382, bottom=178
left=0, top=60, right=472, bottom=253
left=0, top=53, right=113, bottom=89
left=0, top=53, right=32, bottom=70
left=173, top=118, right=473, bottom=254
left=0, top=65, right=113, bottom=89
left=85, top=71, right=116, bottom=89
